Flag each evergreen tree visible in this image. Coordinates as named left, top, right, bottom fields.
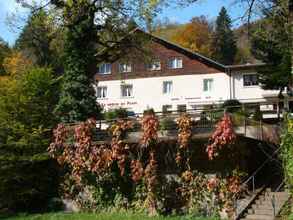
left=251, top=0, right=291, bottom=97
left=212, top=7, right=237, bottom=65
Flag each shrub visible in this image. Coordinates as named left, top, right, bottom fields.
left=222, top=99, right=241, bottom=113
left=143, top=108, right=155, bottom=116
left=104, top=108, right=128, bottom=120
left=252, top=107, right=263, bottom=121
left=160, top=118, right=177, bottom=130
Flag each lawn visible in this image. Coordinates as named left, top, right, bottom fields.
left=2, top=212, right=218, bottom=220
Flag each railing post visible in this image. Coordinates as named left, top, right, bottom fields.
left=260, top=119, right=263, bottom=140
left=252, top=176, right=255, bottom=193
left=244, top=117, right=247, bottom=136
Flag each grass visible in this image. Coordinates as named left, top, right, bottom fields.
left=2, top=212, right=218, bottom=220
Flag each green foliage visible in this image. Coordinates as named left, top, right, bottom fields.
left=2, top=212, right=220, bottom=220
left=251, top=0, right=292, bottom=92
left=0, top=38, right=11, bottom=76
left=281, top=119, right=293, bottom=192
left=143, top=108, right=155, bottom=115
left=15, top=9, right=64, bottom=72
left=252, top=107, right=262, bottom=121
left=0, top=67, right=60, bottom=212
left=104, top=108, right=128, bottom=120
left=222, top=99, right=241, bottom=113
left=160, top=118, right=177, bottom=130
left=54, top=8, right=101, bottom=122
left=211, top=7, right=237, bottom=65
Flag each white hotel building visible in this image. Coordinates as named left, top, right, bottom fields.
left=95, top=30, right=290, bottom=114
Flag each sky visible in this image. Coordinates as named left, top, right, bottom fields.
left=0, top=0, right=247, bottom=46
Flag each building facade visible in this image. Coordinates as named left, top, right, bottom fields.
left=95, top=31, right=288, bottom=114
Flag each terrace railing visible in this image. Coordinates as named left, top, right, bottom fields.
left=62, top=105, right=282, bottom=145
left=92, top=106, right=282, bottom=144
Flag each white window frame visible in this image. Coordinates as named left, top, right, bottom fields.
left=98, top=63, right=111, bottom=74
left=121, top=84, right=133, bottom=98
left=203, top=78, right=213, bottom=92
left=96, top=86, right=107, bottom=99
left=146, top=60, right=161, bottom=71
left=119, top=63, right=132, bottom=73
left=168, top=57, right=183, bottom=69
left=243, top=73, right=258, bottom=87
left=163, top=81, right=173, bottom=94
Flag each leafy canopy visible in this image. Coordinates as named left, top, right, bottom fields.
left=15, top=9, right=64, bottom=73
left=170, top=16, right=213, bottom=57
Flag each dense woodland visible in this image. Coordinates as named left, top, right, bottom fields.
left=0, top=0, right=292, bottom=217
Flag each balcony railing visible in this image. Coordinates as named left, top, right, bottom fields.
left=87, top=106, right=282, bottom=144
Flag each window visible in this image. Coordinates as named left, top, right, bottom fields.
left=121, top=84, right=133, bottom=97
left=168, top=58, right=183, bottom=69
left=146, top=60, right=161, bottom=71
left=97, top=86, right=107, bottom=98
left=119, top=63, right=132, bottom=73
left=163, top=81, right=173, bottom=94
left=98, top=63, right=111, bottom=74
left=203, top=79, right=213, bottom=92
left=177, top=105, right=187, bottom=112
left=162, top=105, right=172, bottom=114
left=243, top=74, right=258, bottom=86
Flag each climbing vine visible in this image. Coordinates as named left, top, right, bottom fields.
left=176, top=114, right=192, bottom=168
left=281, top=118, right=293, bottom=192
left=141, top=112, right=159, bottom=147
left=140, top=112, right=160, bottom=215
left=110, top=120, right=133, bottom=176
left=206, top=113, right=236, bottom=160
left=48, top=112, right=244, bottom=216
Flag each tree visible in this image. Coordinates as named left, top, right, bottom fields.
left=0, top=38, right=11, bottom=76
left=2, top=51, right=33, bottom=77
left=250, top=0, right=291, bottom=102
left=0, top=67, right=60, bottom=212
left=170, top=16, right=213, bottom=57
left=212, top=7, right=237, bottom=65
left=50, top=0, right=113, bottom=123
left=15, top=9, right=64, bottom=73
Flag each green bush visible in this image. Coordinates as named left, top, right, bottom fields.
left=160, top=118, right=177, bottom=130
left=281, top=118, right=293, bottom=193
left=143, top=108, right=155, bottom=115
left=222, top=99, right=241, bottom=113
left=104, top=108, right=128, bottom=120
left=252, top=107, right=263, bottom=121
